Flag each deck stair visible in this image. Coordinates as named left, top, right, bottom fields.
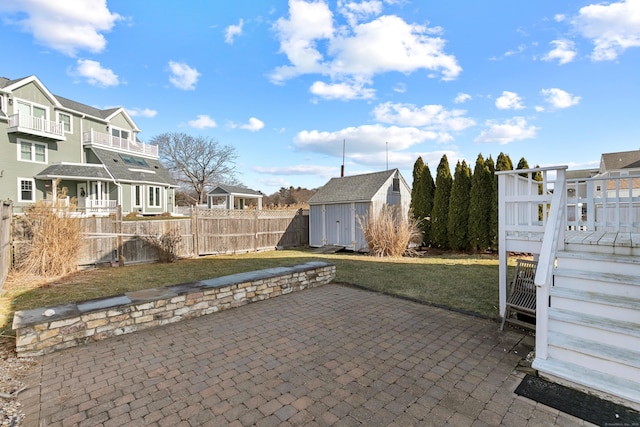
left=532, top=248, right=640, bottom=409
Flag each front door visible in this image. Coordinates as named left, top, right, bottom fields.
left=77, top=183, right=87, bottom=208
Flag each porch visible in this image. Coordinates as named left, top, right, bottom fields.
left=498, top=167, right=640, bottom=410
left=82, top=129, right=158, bottom=157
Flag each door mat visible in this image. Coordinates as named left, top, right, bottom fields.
left=515, top=374, right=640, bottom=426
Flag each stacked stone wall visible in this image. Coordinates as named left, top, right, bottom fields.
left=13, top=261, right=335, bottom=357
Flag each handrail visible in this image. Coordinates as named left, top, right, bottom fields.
left=533, top=168, right=566, bottom=360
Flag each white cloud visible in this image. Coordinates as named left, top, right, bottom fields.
left=72, top=59, right=119, bottom=87
left=454, top=93, right=471, bottom=104
left=241, top=117, right=265, bottom=131
left=495, top=91, right=525, bottom=110
left=168, top=61, right=201, bottom=90
left=294, top=124, right=438, bottom=158
left=393, top=82, right=407, bottom=93
left=270, top=0, right=461, bottom=89
left=540, top=88, right=581, bottom=109
left=127, top=107, right=157, bottom=118
left=554, top=14, right=566, bottom=22
left=310, top=81, right=376, bottom=100
left=0, top=0, right=121, bottom=56
left=373, top=102, right=476, bottom=135
left=225, top=19, right=244, bottom=44
left=188, top=114, right=217, bottom=129
left=542, top=39, right=577, bottom=65
left=474, top=117, right=538, bottom=144
left=572, top=0, right=640, bottom=61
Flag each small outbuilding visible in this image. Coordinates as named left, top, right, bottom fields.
left=207, top=185, right=263, bottom=210
left=308, top=169, right=411, bottom=251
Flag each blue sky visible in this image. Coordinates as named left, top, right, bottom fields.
left=2, top=0, right=639, bottom=193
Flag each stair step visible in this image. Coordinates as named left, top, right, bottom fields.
left=549, top=308, right=640, bottom=338
left=553, top=267, right=640, bottom=287
left=558, top=250, right=640, bottom=266
left=551, top=287, right=640, bottom=309
left=548, top=331, right=640, bottom=370
left=532, top=357, right=640, bottom=409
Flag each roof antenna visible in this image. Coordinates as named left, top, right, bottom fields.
left=386, top=141, right=389, bottom=171
left=341, top=139, right=345, bottom=177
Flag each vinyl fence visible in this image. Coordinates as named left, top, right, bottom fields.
left=11, top=208, right=309, bottom=268
left=0, top=201, right=12, bottom=289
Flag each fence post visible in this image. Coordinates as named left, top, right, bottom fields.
left=254, top=209, right=259, bottom=252
left=115, top=205, right=123, bottom=266
left=191, top=206, right=199, bottom=256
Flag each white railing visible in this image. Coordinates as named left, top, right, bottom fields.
left=533, top=168, right=566, bottom=360
left=566, top=175, right=640, bottom=232
left=83, top=129, right=159, bottom=157
left=78, top=199, right=117, bottom=214
left=8, top=113, right=64, bottom=138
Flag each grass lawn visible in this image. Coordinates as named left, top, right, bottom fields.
left=0, top=248, right=513, bottom=338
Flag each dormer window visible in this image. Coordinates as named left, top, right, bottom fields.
left=111, top=127, right=129, bottom=141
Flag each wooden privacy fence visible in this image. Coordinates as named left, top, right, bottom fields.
left=0, top=201, right=12, bottom=289
left=11, top=208, right=309, bottom=268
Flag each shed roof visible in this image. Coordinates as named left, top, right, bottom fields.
left=207, top=185, right=262, bottom=197
left=308, top=169, right=400, bottom=205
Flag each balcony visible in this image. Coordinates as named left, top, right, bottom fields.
left=83, top=129, right=159, bottom=158
left=8, top=113, right=66, bottom=141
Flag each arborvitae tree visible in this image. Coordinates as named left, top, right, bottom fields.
left=494, top=152, right=514, bottom=250
left=422, top=163, right=436, bottom=245
left=431, top=155, right=453, bottom=248
left=410, top=157, right=428, bottom=243
left=486, top=155, right=498, bottom=249
left=448, top=160, right=472, bottom=251
left=468, top=154, right=493, bottom=252
left=496, top=152, right=513, bottom=172
left=516, top=157, right=530, bottom=177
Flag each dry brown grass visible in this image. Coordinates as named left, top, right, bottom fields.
left=14, top=183, right=81, bottom=278
left=358, top=204, right=421, bottom=257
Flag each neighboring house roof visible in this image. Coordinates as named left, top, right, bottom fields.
left=35, top=163, right=113, bottom=181
left=308, top=169, right=401, bottom=205
left=566, top=168, right=599, bottom=180
left=208, top=185, right=262, bottom=197
left=600, top=150, right=640, bottom=173
left=90, top=147, right=178, bottom=186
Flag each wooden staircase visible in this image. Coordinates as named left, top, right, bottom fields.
left=532, top=247, right=640, bottom=410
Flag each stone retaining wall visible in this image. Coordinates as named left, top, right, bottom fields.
left=13, top=261, right=335, bottom=357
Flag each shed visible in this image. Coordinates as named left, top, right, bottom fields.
left=207, top=185, right=263, bottom=210
left=308, top=169, right=411, bottom=251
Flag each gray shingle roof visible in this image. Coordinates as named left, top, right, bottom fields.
left=35, top=164, right=112, bottom=180
left=55, top=95, right=113, bottom=120
left=91, top=147, right=178, bottom=186
left=208, top=185, right=262, bottom=196
left=601, top=150, right=640, bottom=172
left=308, top=169, right=399, bottom=205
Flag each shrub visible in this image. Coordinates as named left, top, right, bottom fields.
left=15, top=182, right=81, bottom=278
left=140, top=226, right=182, bottom=263
left=358, top=204, right=421, bottom=257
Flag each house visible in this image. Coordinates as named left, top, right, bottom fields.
left=308, top=169, right=411, bottom=251
left=0, top=75, right=177, bottom=215
left=207, top=185, right=263, bottom=210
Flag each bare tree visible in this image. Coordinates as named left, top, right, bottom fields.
left=150, top=133, right=239, bottom=204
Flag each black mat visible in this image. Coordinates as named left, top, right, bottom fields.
left=515, top=375, right=640, bottom=426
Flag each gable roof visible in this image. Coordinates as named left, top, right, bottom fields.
left=208, top=185, right=262, bottom=197
left=600, top=150, right=640, bottom=173
left=308, top=169, right=402, bottom=205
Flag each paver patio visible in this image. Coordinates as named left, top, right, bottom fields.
left=21, top=284, right=594, bottom=426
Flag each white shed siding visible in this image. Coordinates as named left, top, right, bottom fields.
left=309, top=204, right=325, bottom=247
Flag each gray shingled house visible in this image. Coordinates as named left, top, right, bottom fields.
left=207, top=185, right=263, bottom=210
left=308, top=169, right=411, bottom=251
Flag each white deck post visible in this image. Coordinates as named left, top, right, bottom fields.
left=498, top=174, right=507, bottom=318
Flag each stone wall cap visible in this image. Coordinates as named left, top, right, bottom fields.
left=77, top=295, right=132, bottom=312
left=12, top=303, right=79, bottom=329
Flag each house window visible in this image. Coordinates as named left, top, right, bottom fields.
left=133, top=185, right=142, bottom=207
left=111, top=127, right=130, bottom=141
left=596, top=185, right=602, bottom=192
left=58, top=112, right=72, bottom=133
left=18, top=140, right=47, bottom=163
left=18, top=178, right=35, bottom=202
left=148, top=186, right=161, bottom=207
left=392, top=178, right=400, bottom=192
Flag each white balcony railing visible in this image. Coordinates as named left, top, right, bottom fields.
left=8, top=113, right=65, bottom=139
left=78, top=199, right=117, bottom=214
left=83, top=129, right=159, bottom=157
